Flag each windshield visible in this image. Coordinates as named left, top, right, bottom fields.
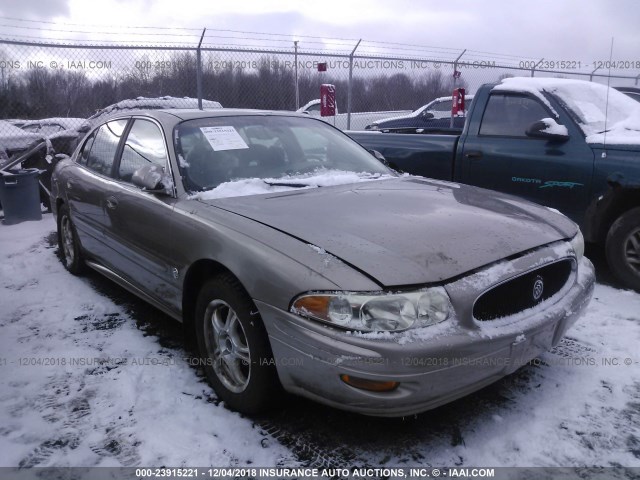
left=548, top=82, right=640, bottom=136
left=175, top=115, right=394, bottom=196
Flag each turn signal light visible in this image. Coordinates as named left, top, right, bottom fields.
left=340, top=374, right=399, bottom=392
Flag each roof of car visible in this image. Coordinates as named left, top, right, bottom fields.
left=101, top=108, right=309, bottom=123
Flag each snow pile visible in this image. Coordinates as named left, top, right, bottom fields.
left=190, top=170, right=396, bottom=200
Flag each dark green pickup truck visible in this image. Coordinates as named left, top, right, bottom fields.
left=350, top=77, right=640, bottom=291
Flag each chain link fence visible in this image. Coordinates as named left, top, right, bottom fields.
left=1, top=37, right=639, bottom=162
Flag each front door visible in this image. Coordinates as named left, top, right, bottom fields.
left=459, top=93, right=594, bottom=225
left=101, top=118, right=181, bottom=312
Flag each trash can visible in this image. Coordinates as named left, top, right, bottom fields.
left=0, top=168, right=42, bottom=225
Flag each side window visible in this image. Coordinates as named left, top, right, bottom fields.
left=77, top=130, right=97, bottom=166
left=306, top=103, right=321, bottom=114
left=39, top=124, right=64, bottom=135
left=86, top=119, right=128, bottom=176
left=479, top=94, right=550, bottom=137
left=118, top=119, right=169, bottom=183
left=431, top=100, right=452, bottom=113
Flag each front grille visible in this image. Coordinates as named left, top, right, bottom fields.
left=473, top=259, right=574, bottom=321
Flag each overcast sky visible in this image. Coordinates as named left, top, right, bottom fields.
left=1, top=0, right=639, bottom=75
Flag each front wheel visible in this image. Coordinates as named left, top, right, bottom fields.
left=194, top=274, right=281, bottom=414
left=606, top=207, right=640, bottom=291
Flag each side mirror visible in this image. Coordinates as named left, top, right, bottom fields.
left=77, top=123, right=91, bottom=133
left=132, top=164, right=169, bottom=194
left=369, top=149, right=388, bottom=165
left=422, top=112, right=435, bottom=119
left=526, top=118, right=569, bottom=142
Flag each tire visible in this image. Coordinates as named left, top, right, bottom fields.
left=194, top=274, right=282, bottom=414
left=605, top=207, right=640, bottom=292
left=57, top=204, right=85, bottom=275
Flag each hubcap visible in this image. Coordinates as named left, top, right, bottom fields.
left=624, top=227, right=640, bottom=275
left=204, top=299, right=251, bottom=393
left=60, top=215, right=75, bottom=267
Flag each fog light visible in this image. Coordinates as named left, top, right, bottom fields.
left=340, top=374, right=399, bottom=392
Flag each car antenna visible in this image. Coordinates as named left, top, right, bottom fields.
left=602, top=37, right=614, bottom=157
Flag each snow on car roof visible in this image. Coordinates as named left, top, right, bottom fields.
left=494, top=77, right=640, bottom=145
left=88, top=96, right=223, bottom=124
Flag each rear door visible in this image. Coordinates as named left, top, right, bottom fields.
left=459, top=92, right=594, bottom=224
left=65, top=119, right=128, bottom=260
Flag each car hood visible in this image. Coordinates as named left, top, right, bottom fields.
left=205, top=177, right=577, bottom=287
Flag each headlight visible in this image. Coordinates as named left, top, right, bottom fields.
left=570, top=230, right=584, bottom=260
left=290, top=287, right=452, bottom=332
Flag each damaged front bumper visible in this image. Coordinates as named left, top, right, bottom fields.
left=258, top=244, right=596, bottom=417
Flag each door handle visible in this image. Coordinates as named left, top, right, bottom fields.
left=464, top=151, right=483, bottom=159
left=106, top=196, right=118, bottom=210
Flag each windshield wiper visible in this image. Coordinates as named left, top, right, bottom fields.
left=263, top=180, right=314, bottom=188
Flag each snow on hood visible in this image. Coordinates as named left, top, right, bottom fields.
left=494, top=77, right=640, bottom=145
left=189, top=169, right=397, bottom=200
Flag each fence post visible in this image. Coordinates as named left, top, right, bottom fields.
left=196, top=28, right=206, bottom=109
left=347, top=39, right=361, bottom=131
left=636, top=74, right=640, bottom=86
left=531, top=58, right=543, bottom=77
left=294, top=40, right=299, bottom=110
left=590, top=66, right=600, bottom=82
left=451, top=49, right=466, bottom=128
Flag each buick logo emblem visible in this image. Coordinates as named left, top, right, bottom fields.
left=532, top=275, right=544, bottom=301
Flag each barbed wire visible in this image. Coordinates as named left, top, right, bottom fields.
left=0, top=15, right=556, bottom=65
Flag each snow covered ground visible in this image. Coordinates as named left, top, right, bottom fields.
left=0, top=215, right=639, bottom=471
